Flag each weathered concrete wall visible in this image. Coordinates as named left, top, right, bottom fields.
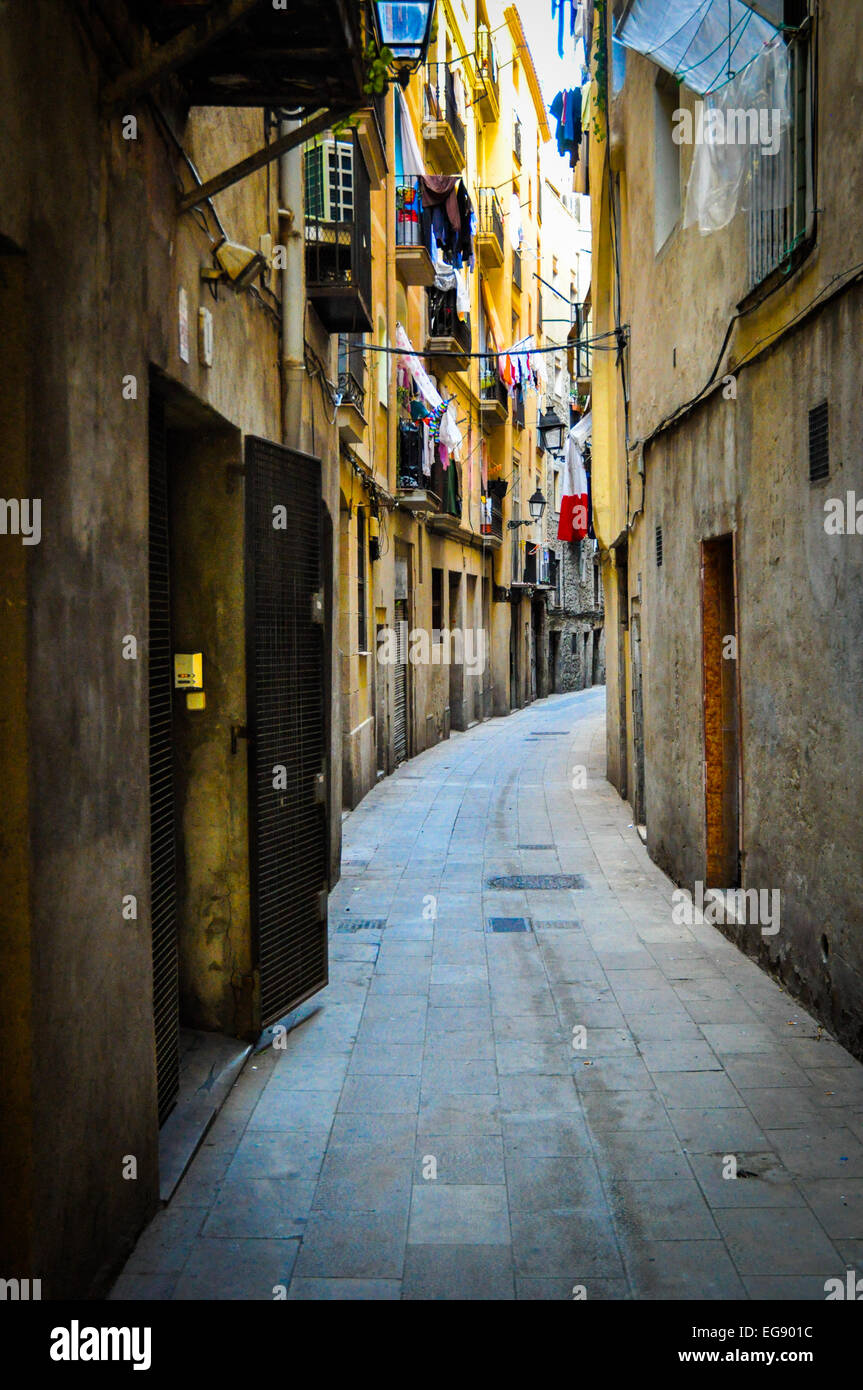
left=644, top=284, right=863, bottom=1054
left=0, top=0, right=306, bottom=1295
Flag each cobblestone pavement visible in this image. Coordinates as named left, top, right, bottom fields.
left=113, top=688, right=863, bottom=1300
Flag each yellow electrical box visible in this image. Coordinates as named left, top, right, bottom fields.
left=174, top=652, right=203, bottom=689
left=186, top=691, right=206, bottom=711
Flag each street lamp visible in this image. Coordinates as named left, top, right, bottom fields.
left=371, top=2, right=437, bottom=84
left=507, top=487, right=547, bottom=529
left=538, top=407, right=565, bottom=454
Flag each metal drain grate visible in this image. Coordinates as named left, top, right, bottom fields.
left=335, top=919, right=386, bottom=932
left=487, top=917, right=532, bottom=933
left=518, top=843, right=554, bottom=850
left=486, top=874, right=586, bottom=890
left=529, top=731, right=569, bottom=736
left=533, top=920, right=582, bottom=930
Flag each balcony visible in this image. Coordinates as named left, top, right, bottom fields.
left=396, top=421, right=439, bottom=514
left=355, top=96, right=387, bottom=189
left=513, top=115, right=523, bottom=166
left=336, top=333, right=366, bottom=443
left=429, top=453, right=462, bottom=535
left=423, top=64, right=466, bottom=175
left=475, top=25, right=500, bottom=123
left=425, top=286, right=471, bottom=369
left=476, top=188, right=504, bottom=269
left=481, top=492, right=503, bottom=546
left=568, top=303, right=593, bottom=392
left=512, top=246, right=522, bottom=296
left=513, top=384, right=525, bottom=431
left=305, top=133, right=372, bottom=334
left=395, top=177, right=436, bottom=287
left=129, top=0, right=367, bottom=110
left=479, top=356, right=508, bottom=423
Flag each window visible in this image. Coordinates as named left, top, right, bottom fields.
left=431, top=567, right=443, bottom=640
left=746, top=5, right=813, bottom=290
left=357, top=507, right=367, bottom=651
left=304, top=139, right=354, bottom=221
left=654, top=74, right=681, bottom=253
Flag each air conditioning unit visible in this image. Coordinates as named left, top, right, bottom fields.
left=304, top=139, right=355, bottom=222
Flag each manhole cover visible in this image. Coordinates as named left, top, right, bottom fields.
left=486, top=874, right=586, bottom=890
left=486, top=917, right=532, bottom=933
left=335, top=919, right=386, bottom=932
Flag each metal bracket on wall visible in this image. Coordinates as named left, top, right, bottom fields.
left=230, top=724, right=251, bottom=755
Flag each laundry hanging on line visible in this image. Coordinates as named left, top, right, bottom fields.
left=557, top=412, right=592, bottom=543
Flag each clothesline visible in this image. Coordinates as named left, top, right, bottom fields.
left=355, top=331, right=621, bottom=360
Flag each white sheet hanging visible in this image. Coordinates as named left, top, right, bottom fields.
left=398, top=91, right=426, bottom=177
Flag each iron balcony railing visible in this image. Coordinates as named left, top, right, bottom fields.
left=396, top=175, right=424, bottom=248
left=397, top=420, right=426, bottom=490
left=476, top=24, right=499, bottom=96
left=337, top=333, right=365, bottom=412
left=513, top=384, right=525, bottom=430
left=513, top=114, right=523, bottom=164
left=427, top=285, right=471, bottom=354
left=430, top=453, right=461, bottom=520
left=480, top=355, right=508, bottom=413
left=424, top=63, right=466, bottom=163
left=482, top=492, right=503, bottom=540
left=512, top=246, right=522, bottom=292
left=572, top=303, right=592, bottom=380
left=746, top=25, right=811, bottom=291
left=478, top=187, right=504, bottom=249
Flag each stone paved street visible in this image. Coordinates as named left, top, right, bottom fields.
left=113, top=688, right=863, bottom=1300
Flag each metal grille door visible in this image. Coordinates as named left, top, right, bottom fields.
left=245, top=437, right=328, bottom=1025
left=148, top=393, right=179, bottom=1126
left=393, top=601, right=408, bottom=766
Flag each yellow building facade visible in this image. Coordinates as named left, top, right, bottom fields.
left=336, top=0, right=555, bottom=809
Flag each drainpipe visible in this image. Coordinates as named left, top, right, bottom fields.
left=280, top=117, right=306, bottom=452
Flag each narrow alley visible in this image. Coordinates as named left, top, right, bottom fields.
left=113, top=688, right=863, bottom=1302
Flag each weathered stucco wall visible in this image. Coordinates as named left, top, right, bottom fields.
left=0, top=1, right=296, bottom=1295
left=644, top=284, right=863, bottom=1053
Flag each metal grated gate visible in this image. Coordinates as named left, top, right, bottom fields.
left=245, top=437, right=328, bottom=1026
left=147, top=392, right=180, bottom=1127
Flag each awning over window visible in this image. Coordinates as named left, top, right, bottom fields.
left=615, top=0, right=782, bottom=95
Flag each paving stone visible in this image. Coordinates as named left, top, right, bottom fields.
left=510, top=1209, right=623, bottom=1277
left=668, top=1108, right=769, bottom=1154
left=224, top=1129, right=330, bottom=1183
left=591, top=1129, right=691, bottom=1181
left=348, top=1044, right=424, bottom=1076
left=294, top=1210, right=409, bottom=1279
left=623, top=1240, right=746, bottom=1300
left=287, top=1278, right=401, bottom=1300
left=408, top=1184, right=510, bottom=1245
left=202, top=1179, right=316, bottom=1238
left=502, top=1116, right=593, bottom=1157
left=515, top=1276, right=631, bottom=1299
left=338, top=1075, right=421, bottom=1114
left=421, top=1059, right=499, bottom=1096
left=402, top=1244, right=515, bottom=1299
left=496, top=1040, right=572, bottom=1075
left=172, top=1238, right=301, bottom=1300
left=608, top=1177, right=719, bottom=1241
left=507, top=1155, right=605, bottom=1211
left=419, top=1093, right=503, bottom=1135
left=248, top=1088, right=341, bottom=1131
left=797, top=1180, right=863, bottom=1239
left=714, top=1207, right=840, bottom=1276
